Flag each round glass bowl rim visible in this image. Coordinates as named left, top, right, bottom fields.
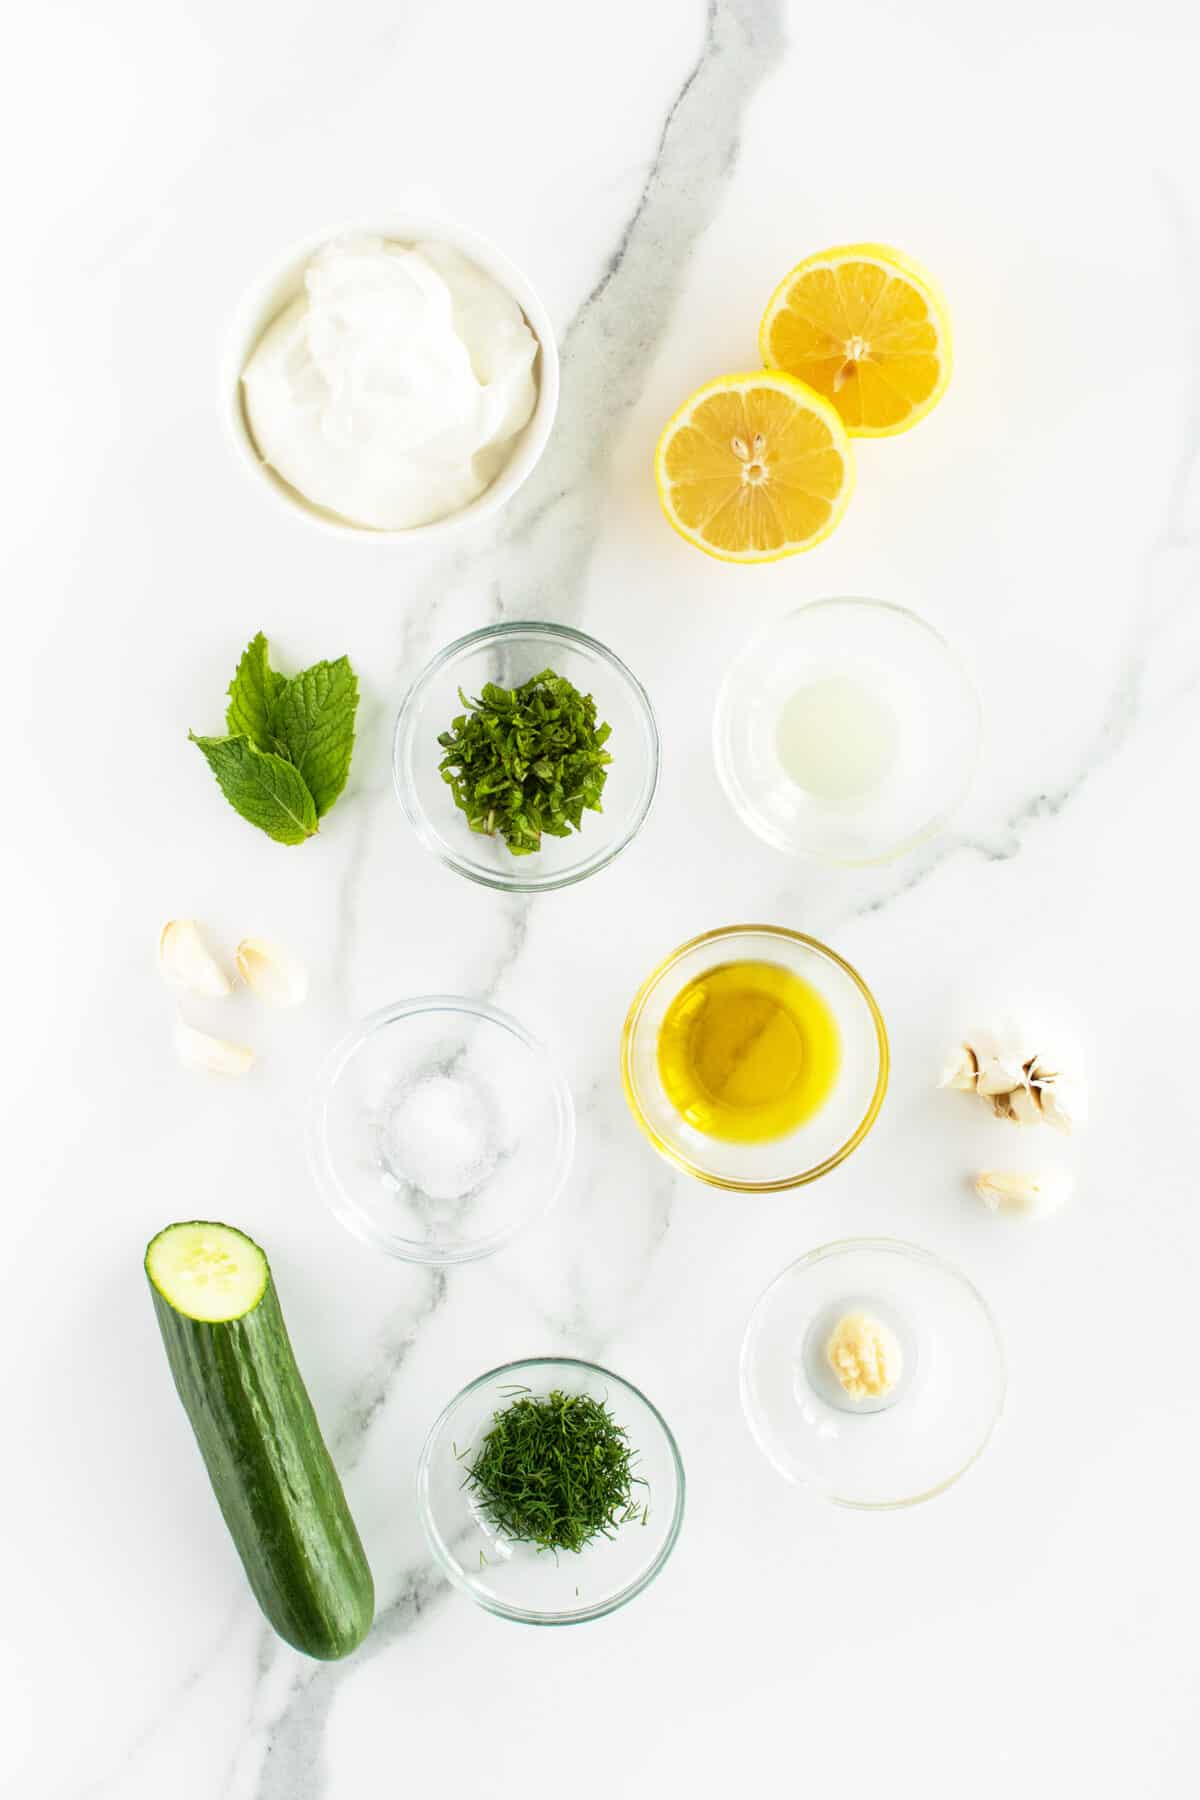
left=712, top=595, right=983, bottom=866
left=392, top=619, right=662, bottom=892
left=620, top=924, right=890, bottom=1191
left=416, top=1355, right=687, bottom=1625
left=306, top=995, right=576, bottom=1265
left=739, top=1236, right=1008, bottom=1509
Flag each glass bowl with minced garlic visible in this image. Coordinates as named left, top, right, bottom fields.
left=393, top=621, right=660, bottom=892
left=417, top=1356, right=685, bottom=1624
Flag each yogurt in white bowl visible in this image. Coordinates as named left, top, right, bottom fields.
left=223, top=216, right=559, bottom=541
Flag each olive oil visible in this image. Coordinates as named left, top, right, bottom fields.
left=656, top=960, right=841, bottom=1143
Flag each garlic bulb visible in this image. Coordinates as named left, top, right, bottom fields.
left=939, top=1015, right=1088, bottom=1132
left=173, top=1017, right=255, bottom=1076
left=159, top=920, right=231, bottom=999
left=973, top=1167, right=1073, bottom=1218
left=235, top=937, right=308, bottom=1007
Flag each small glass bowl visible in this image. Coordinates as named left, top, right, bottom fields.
left=393, top=622, right=660, bottom=892
left=621, top=925, right=888, bottom=1191
left=307, top=998, right=575, bottom=1264
left=713, top=597, right=981, bottom=864
left=417, top=1357, right=686, bottom=1625
left=740, top=1239, right=1006, bottom=1508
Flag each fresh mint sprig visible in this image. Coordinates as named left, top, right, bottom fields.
left=190, top=632, right=359, bottom=845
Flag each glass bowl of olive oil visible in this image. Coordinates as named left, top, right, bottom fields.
left=620, top=925, right=888, bottom=1190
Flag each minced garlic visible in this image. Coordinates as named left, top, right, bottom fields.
left=825, top=1312, right=903, bottom=1400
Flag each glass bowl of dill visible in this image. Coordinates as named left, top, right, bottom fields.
left=392, top=621, right=661, bottom=892
left=417, top=1356, right=686, bottom=1624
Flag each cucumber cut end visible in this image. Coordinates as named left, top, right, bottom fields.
left=146, top=1221, right=269, bottom=1322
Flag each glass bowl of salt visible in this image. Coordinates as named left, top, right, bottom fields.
left=308, top=997, right=576, bottom=1264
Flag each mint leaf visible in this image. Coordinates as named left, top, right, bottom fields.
left=225, top=632, right=285, bottom=751
left=189, top=734, right=318, bottom=845
left=271, top=657, right=359, bottom=818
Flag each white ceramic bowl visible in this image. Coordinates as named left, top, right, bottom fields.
left=221, top=214, right=560, bottom=541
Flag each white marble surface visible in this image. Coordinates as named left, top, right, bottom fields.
left=7, top=1, right=1200, bottom=1794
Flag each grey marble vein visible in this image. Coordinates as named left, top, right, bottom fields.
left=239, top=10, right=785, bottom=1792
left=330, top=1269, right=448, bottom=1465
left=384, top=0, right=784, bottom=684
left=773, top=175, right=1200, bottom=938
left=491, top=0, right=786, bottom=613
left=250, top=1564, right=450, bottom=1800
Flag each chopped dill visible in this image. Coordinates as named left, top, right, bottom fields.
left=462, top=1389, right=647, bottom=1555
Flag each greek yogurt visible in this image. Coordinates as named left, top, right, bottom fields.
left=241, top=235, right=538, bottom=530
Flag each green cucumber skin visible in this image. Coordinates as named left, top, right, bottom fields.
left=148, top=1248, right=374, bottom=1661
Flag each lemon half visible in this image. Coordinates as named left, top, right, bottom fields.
left=760, top=243, right=951, bottom=437
left=654, top=371, right=854, bottom=563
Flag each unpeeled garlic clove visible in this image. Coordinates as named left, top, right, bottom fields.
left=1035, top=1073, right=1089, bottom=1134
left=1005, top=1084, right=1044, bottom=1127
left=939, top=1043, right=979, bottom=1091
left=159, top=920, right=232, bottom=999
left=973, top=1167, right=1073, bottom=1218
left=173, top=1016, right=255, bottom=1076
left=234, top=937, right=308, bottom=1007
left=988, top=1087, right=1041, bottom=1124
left=973, top=1032, right=1033, bottom=1096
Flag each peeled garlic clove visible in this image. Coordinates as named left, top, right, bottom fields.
left=1036, top=1074, right=1089, bottom=1134
left=974, top=1167, right=1073, bottom=1217
left=939, top=1043, right=979, bottom=1091
left=173, top=1017, right=255, bottom=1076
left=159, top=920, right=231, bottom=999
left=235, top=937, right=308, bottom=1007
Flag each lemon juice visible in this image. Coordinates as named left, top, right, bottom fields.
left=775, top=674, right=899, bottom=803
left=656, top=960, right=840, bottom=1143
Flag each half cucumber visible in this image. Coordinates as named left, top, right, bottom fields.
left=146, top=1221, right=374, bottom=1661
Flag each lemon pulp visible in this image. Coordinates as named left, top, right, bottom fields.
left=656, top=960, right=841, bottom=1143
left=654, top=371, right=854, bottom=563
left=759, top=243, right=952, bottom=439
